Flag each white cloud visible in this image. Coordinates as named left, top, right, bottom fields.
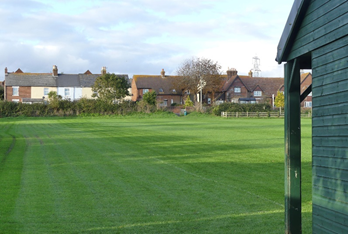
left=0, top=0, right=293, bottom=80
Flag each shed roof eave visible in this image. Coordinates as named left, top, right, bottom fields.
left=276, top=0, right=309, bottom=64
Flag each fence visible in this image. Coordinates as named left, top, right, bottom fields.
left=221, top=111, right=312, bottom=118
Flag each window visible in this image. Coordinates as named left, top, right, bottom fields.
left=215, top=100, right=224, bottom=105
left=254, top=91, right=262, bottom=96
left=172, top=89, right=176, bottom=93
left=234, top=87, right=241, bottom=93
left=12, top=86, right=19, bottom=96
left=308, top=92, right=312, bottom=96
left=143, top=89, right=149, bottom=94
left=305, top=101, right=312, bottom=108
left=12, top=99, right=19, bottom=103
left=163, top=99, right=168, bottom=106
left=208, top=98, right=211, bottom=104
left=171, top=99, right=173, bottom=104
left=64, top=88, right=70, bottom=97
left=159, top=88, right=163, bottom=93
left=44, top=88, right=49, bottom=95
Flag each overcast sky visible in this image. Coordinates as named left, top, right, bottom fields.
left=0, top=0, right=294, bottom=81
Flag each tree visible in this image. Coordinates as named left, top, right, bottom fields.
left=274, top=91, right=285, bottom=112
left=143, top=91, right=157, bottom=105
left=175, top=57, right=222, bottom=102
left=183, top=96, right=194, bottom=107
left=92, top=73, right=130, bottom=103
left=0, top=86, right=4, bottom=100
left=48, top=91, right=62, bottom=110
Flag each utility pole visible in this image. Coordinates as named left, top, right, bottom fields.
left=198, top=77, right=206, bottom=111
left=200, top=78, right=203, bottom=110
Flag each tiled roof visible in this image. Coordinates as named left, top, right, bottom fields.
left=300, top=72, right=311, bottom=82
left=133, top=75, right=182, bottom=94
left=79, top=74, right=128, bottom=87
left=56, top=74, right=80, bottom=87
left=221, top=75, right=238, bottom=91
left=6, top=73, right=57, bottom=86
left=239, top=76, right=284, bottom=96
left=6, top=72, right=129, bottom=88
left=79, top=74, right=102, bottom=87
left=222, top=75, right=284, bottom=97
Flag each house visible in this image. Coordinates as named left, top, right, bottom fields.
left=55, top=66, right=103, bottom=101
left=276, top=0, right=348, bottom=233
left=132, top=69, right=182, bottom=107
left=217, top=68, right=284, bottom=106
left=4, top=66, right=129, bottom=103
left=5, top=67, right=57, bottom=103
left=300, top=72, right=312, bottom=108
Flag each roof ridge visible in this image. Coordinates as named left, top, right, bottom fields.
left=10, top=73, right=52, bottom=75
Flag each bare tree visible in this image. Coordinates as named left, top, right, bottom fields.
left=175, top=57, right=222, bottom=102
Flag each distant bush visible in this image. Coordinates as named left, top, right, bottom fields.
left=143, top=91, right=157, bottom=106
left=212, top=103, right=271, bottom=116
left=0, top=99, right=139, bottom=118
left=183, top=96, right=194, bottom=107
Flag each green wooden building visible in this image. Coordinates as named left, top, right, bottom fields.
left=276, top=0, right=348, bottom=233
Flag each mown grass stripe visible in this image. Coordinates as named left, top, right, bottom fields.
left=0, top=116, right=312, bottom=233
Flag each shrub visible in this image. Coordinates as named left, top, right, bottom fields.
left=212, top=102, right=272, bottom=116
left=183, top=96, right=194, bottom=108
left=143, top=91, right=157, bottom=106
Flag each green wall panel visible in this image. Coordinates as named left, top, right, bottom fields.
left=313, top=205, right=348, bottom=233
left=313, top=93, right=348, bottom=108
left=288, top=0, right=348, bottom=61
left=312, top=34, right=348, bottom=232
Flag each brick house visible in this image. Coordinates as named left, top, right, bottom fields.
left=217, top=69, right=284, bottom=106
left=300, top=72, right=312, bottom=108
left=132, top=69, right=183, bottom=107
left=4, top=67, right=56, bottom=103
left=278, top=72, right=313, bottom=108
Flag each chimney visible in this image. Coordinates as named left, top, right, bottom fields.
left=5, top=67, right=8, bottom=75
left=249, top=70, right=253, bottom=77
left=52, top=65, right=58, bottom=76
left=227, top=68, right=237, bottom=78
left=161, top=69, right=165, bottom=78
left=101, top=66, right=107, bottom=75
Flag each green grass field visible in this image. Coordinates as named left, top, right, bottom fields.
left=0, top=115, right=312, bottom=233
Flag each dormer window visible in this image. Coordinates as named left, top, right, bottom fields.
left=159, top=88, right=163, bottom=93
left=172, top=89, right=176, bottom=93
left=254, top=91, right=262, bottom=96
left=143, top=89, right=149, bottom=94
left=234, top=87, right=241, bottom=93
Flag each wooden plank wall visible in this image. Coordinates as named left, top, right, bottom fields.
left=312, top=35, right=348, bottom=233
left=288, top=0, right=348, bottom=61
